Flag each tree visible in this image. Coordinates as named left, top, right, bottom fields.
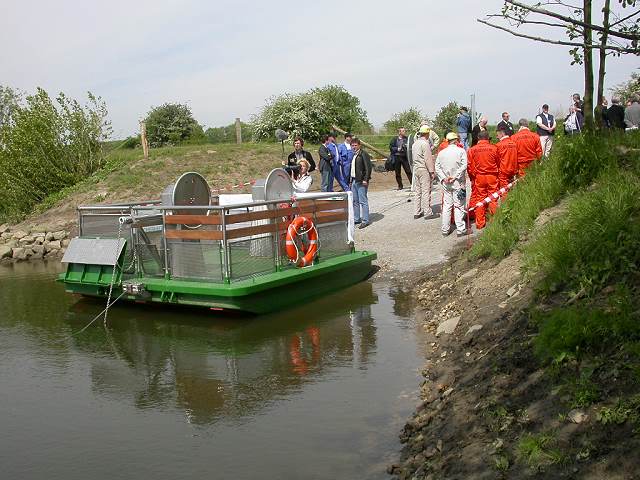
left=251, top=85, right=371, bottom=142
left=611, top=70, right=640, bottom=102
left=383, top=107, right=426, bottom=134
left=144, top=103, right=203, bottom=147
left=0, top=86, right=21, bottom=134
left=0, top=88, right=110, bottom=221
left=433, top=102, right=463, bottom=138
left=479, top=0, right=640, bottom=130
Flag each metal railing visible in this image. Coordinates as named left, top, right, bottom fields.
left=76, top=192, right=351, bottom=284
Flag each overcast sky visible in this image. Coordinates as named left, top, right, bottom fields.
left=2, top=0, right=638, bottom=138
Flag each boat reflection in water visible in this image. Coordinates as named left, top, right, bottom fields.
left=68, top=281, right=378, bottom=425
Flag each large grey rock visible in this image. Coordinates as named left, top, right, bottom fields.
left=457, top=268, right=478, bottom=283
left=436, top=316, right=461, bottom=336
left=18, top=235, right=35, bottom=246
left=45, top=232, right=54, bottom=241
left=1, top=232, right=13, bottom=240
left=31, top=244, right=45, bottom=255
left=44, top=240, right=61, bottom=252
left=52, top=231, right=67, bottom=241
left=12, top=230, right=28, bottom=240
left=12, top=247, right=27, bottom=260
left=0, top=223, right=9, bottom=234
left=45, top=249, right=60, bottom=259
left=0, top=245, right=12, bottom=259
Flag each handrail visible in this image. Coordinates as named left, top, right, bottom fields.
left=76, top=192, right=348, bottom=213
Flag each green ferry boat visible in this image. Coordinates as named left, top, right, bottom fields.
left=59, top=170, right=376, bottom=314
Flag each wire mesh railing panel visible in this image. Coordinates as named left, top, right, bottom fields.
left=168, top=240, right=224, bottom=282
left=80, top=213, right=131, bottom=238
left=317, top=223, right=351, bottom=259
left=133, top=230, right=165, bottom=278
left=229, top=236, right=277, bottom=281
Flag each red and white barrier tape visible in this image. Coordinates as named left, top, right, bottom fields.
left=210, top=180, right=256, bottom=194
left=467, top=178, right=518, bottom=212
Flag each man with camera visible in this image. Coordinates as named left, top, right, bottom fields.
left=285, top=137, right=316, bottom=172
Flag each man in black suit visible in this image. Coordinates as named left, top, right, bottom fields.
left=318, top=134, right=335, bottom=192
left=497, top=112, right=514, bottom=137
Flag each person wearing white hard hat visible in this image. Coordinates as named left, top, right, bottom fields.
left=435, top=132, right=469, bottom=237
left=411, top=125, right=438, bottom=220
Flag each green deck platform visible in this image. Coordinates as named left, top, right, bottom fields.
left=59, top=251, right=377, bottom=314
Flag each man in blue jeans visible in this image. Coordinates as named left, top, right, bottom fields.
left=350, top=138, right=372, bottom=229
left=456, top=106, right=472, bottom=150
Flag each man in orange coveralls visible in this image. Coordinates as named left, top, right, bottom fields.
left=511, top=118, right=542, bottom=177
left=495, top=128, right=518, bottom=190
left=467, top=131, right=499, bottom=229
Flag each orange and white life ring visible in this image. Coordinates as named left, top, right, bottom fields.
left=285, top=216, right=318, bottom=267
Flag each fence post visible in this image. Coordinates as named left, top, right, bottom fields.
left=235, top=117, right=242, bottom=144
left=140, top=121, right=149, bottom=160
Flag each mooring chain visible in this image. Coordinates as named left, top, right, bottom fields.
left=103, top=217, right=125, bottom=327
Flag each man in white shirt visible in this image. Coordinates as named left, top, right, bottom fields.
left=536, top=104, right=556, bottom=157
left=435, top=132, right=469, bottom=237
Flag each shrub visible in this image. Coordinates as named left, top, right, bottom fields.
left=251, top=85, right=369, bottom=143
left=0, top=88, right=110, bottom=221
left=383, top=107, right=425, bottom=134
left=144, top=103, right=204, bottom=147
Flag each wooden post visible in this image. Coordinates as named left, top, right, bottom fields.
left=140, top=121, right=149, bottom=160
left=235, top=117, right=242, bottom=144
left=331, top=124, right=387, bottom=159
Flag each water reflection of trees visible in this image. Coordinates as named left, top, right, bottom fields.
left=72, top=282, right=379, bottom=425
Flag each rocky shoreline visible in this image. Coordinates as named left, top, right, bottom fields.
left=0, top=224, right=71, bottom=263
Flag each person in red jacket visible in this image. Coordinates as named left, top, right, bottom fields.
left=437, top=138, right=464, bottom=154
left=495, top=129, right=518, bottom=190
left=511, top=118, right=542, bottom=177
left=466, top=131, right=499, bottom=229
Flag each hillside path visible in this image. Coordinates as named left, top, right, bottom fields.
left=353, top=188, right=475, bottom=276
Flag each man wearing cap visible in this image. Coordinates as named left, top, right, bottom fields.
left=467, top=131, right=499, bottom=230
left=536, top=104, right=556, bottom=157
left=411, top=126, right=438, bottom=220
left=512, top=119, right=542, bottom=177
left=435, top=132, right=468, bottom=237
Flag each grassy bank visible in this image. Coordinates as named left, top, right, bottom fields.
left=392, top=130, right=640, bottom=479
left=476, top=131, right=640, bottom=472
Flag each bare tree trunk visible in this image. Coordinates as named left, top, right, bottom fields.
left=595, top=0, right=611, bottom=128
left=583, top=0, right=595, bottom=130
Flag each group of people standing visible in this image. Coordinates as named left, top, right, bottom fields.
left=406, top=115, right=543, bottom=237
left=283, top=133, right=373, bottom=229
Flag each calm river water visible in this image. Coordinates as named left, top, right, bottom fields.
left=0, top=261, right=425, bottom=480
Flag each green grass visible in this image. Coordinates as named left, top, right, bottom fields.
left=517, top=431, right=566, bottom=468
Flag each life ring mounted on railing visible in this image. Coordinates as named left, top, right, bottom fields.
left=285, top=216, right=318, bottom=267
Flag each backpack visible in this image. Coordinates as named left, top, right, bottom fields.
left=384, top=156, right=395, bottom=172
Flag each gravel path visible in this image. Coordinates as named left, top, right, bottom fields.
left=353, top=187, right=476, bottom=275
